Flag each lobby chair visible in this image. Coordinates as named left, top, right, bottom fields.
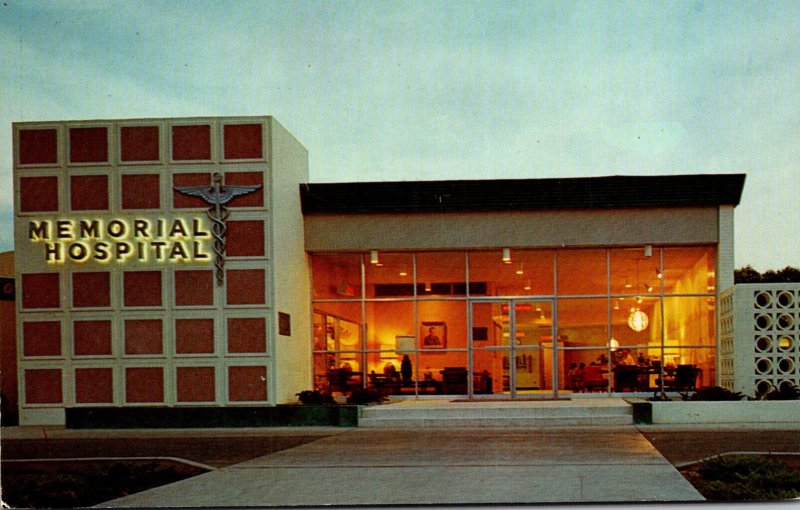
left=441, top=367, right=468, bottom=394
left=582, top=365, right=608, bottom=392
left=473, top=371, right=493, bottom=394
left=613, top=365, right=640, bottom=392
left=671, top=365, right=700, bottom=392
left=327, top=369, right=348, bottom=393
left=655, top=365, right=700, bottom=393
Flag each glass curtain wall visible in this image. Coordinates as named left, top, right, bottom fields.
left=311, top=246, right=717, bottom=397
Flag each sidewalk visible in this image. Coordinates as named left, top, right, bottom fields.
left=101, top=426, right=702, bottom=506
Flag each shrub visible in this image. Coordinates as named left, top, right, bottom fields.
left=759, top=384, right=800, bottom=401
left=345, top=388, right=387, bottom=405
left=647, top=393, right=674, bottom=402
left=684, top=386, right=746, bottom=401
left=296, top=390, right=336, bottom=405
left=691, top=455, right=800, bottom=501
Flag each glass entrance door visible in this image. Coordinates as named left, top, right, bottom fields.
left=470, top=299, right=556, bottom=398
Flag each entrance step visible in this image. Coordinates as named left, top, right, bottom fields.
left=359, top=398, right=633, bottom=428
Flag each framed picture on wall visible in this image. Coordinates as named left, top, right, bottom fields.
left=420, top=321, right=447, bottom=349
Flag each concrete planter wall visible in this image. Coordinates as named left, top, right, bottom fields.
left=65, top=405, right=360, bottom=429
left=632, top=399, right=800, bottom=424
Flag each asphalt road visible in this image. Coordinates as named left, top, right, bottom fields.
left=1, top=435, right=331, bottom=468
left=4, top=428, right=800, bottom=469
left=641, top=429, right=800, bottom=465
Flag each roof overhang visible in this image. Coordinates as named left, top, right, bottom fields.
left=300, top=174, right=746, bottom=215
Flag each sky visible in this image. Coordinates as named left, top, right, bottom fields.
left=1, top=0, right=798, bottom=271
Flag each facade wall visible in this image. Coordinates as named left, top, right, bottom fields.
left=13, top=117, right=309, bottom=425
left=304, top=207, right=719, bottom=252
left=723, top=284, right=800, bottom=396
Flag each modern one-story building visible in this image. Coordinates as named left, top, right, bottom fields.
left=10, top=116, right=751, bottom=425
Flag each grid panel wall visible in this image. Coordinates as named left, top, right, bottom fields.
left=13, top=118, right=275, bottom=424
left=747, top=285, right=800, bottom=396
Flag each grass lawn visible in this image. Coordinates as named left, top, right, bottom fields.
left=680, top=454, right=800, bottom=501
left=2, top=459, right=208, bottom=508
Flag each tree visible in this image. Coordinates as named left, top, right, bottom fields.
left=734, top=265, right=762, bottom=283
left=734, top=265, right=800, bottom=284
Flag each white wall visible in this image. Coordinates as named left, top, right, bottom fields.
left=269, top=119, right=311, bottom=404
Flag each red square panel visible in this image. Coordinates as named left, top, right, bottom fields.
left=224, top=124, right=263, bottom=159
left=19, top=176, right=59, bottom=212
left=73, top=320, right=113, bottom=356
left=25, top=369, right=62, bottom=404
left=226, top=269, right=265, bottom=305
left=75, top=368, right=114, bottom=403
left=224, top=172, right=263, bottom=207
left=121, top=174, right=160, bottom=210
left=72, top=272, right=111, bottom=308
left=120, top=126, right=160, bottom=161
left=19, top=128, right=58, bottom=165
left=175, top=318, right=215, bottom=354
left=174, top=270, right=214, bottom=306
left=23, top=321, right=62, bottom=357
left=226, top=221, right=265, bottom=257
left=70, top=175, right=109, bottom=211
left=123, top=271, right=162, bottom=307
left=21, top=273, right=60, bottom=309
left=228, top=366, right=267, bottom=401
left=173, top=173, right=211, bottom=208
left=124, top=319, right=163, bottom=355
left=172, top=125, right=211, bottom=160
left=176, top=367, right=215, bottom=402
left=125, top=367, right=164, bottom=403
left=227, top=318, right=266, bottom=353
left=69, top=127, right=108, bottom=163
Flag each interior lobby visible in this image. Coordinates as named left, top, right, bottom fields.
left=311, top=246, right=718, bottom=398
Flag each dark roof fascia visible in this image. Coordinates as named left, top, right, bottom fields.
left=300, top=174, right=746, bottom=215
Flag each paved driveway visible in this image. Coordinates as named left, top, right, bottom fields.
left=104, top=426, right=702, bottom=506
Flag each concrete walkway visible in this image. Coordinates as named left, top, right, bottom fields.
left=102, top=426, right=702, bottom=506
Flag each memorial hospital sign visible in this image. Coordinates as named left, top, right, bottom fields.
left=27, top=217, right=212, bottom=264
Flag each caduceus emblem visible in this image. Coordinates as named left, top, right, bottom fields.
left=174, top=172, right=261, bottom=286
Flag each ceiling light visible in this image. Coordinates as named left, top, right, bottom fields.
left=399, top=265, right=408, bottom=277
left=644, top=245, right=652, bottom=257
left=424, top=282, right=432, bottom=292
left=369, top=250, right=379, bottom=265
left=502, top=248, right=511, bottom=264
left=656, top=270, right=663, bottom=279
left=516, top=263, right=524, bottom=275
left=645, top=283, right=653, bottom=292
left=524, top=280, right=531, bottom=291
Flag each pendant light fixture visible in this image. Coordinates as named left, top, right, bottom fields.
left=628, top=309, right=649, bottom=332
left=627, top=259, right=649, bottom=331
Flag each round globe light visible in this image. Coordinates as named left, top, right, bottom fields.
left=627, top=309, right=649, bottom=332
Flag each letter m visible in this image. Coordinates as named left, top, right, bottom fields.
left=29, top=221, right=50, bottom=241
